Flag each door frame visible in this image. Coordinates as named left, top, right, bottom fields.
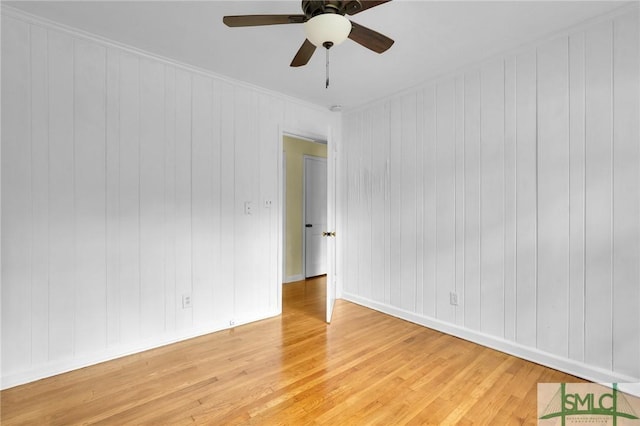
left=277, top=125, right=335, bottom=316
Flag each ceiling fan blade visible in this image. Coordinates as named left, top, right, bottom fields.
left=290, top=39, right=317, bottom=67
left=348, top=21, right=394, bottom=54
left=344, top=0, right=391, bottom=16
left=223, top=15, right=306, bottom=27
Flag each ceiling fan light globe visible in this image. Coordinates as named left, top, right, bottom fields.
left=303, top=14, right=352, bottom=48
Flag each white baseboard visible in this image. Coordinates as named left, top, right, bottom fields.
left=1, top=309, right=279, bottom=390
left=284, top=274, right=304, bottom=284
left=341, top=292, right=639, bottom=388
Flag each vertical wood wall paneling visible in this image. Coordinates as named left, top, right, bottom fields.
left=1, top=16, right=32, bottom=373
left=47, top=29, right=76, bottom=360
left=612, top=11, right=640, bottom=379
left=2, top=12, right=339, bottom=388
left=343, top=114, right=358, bottom=294
left=388, top=98, right=402, bottom=308
left=250, top=90, right=267, bottom=313
left=479, top=59, right=505, bottom=337
left=257, top=93, right=282, bottom=312
left=219, top=80, right=235, bottom=323
left=422, top=86, right=437, bottom=318
left=415, top=91, right=425, bottom=316
left=371, top=104, right=386, bottom=303
left=191, top=74, right=215, bottom=326
left=74, top=38, right=107, bottom=354
left=118, top=52, right=141, bottom=342
left=350, top=111, right=363, bottom=296
left=163, top=65, right=177, bottom=334
left=400, top=94, right=417, bottom=312
left=244, top=89, right=266, bottom=316
left=382, top=103, right=392, bottom=306
left=435, top=82, right=455, bottom=322
left=362, top=110, right=384, bottom=298
left=503, top=57, right=517, bottom=341
left=335, top=123, right=345, bottom=301
left=514, top=49, right=537, bottom=347
left=463, top=72, right=481, bottom=331
left=353, top=111, right=363, bottom=297
left=139, top=58, right=166, bottom=336
left=30, top=25, right=50, bottom=365
left=584, top=21, right=613, bottom=371
left=352, top=112, right=364, bottom=295
left=536, top=37, right=570, bottom=357
left=454, top=76, right=465, bottom=326
left=174, top=68, right=193, bottom=330
left=209, top=79, right=227, bottom=321
left=233, top=87, right=258, bottom=318
left=340, top=7, right=639, bottom=383
left=234, top=86, right=252, bottom=318
left=105, top=47, right=121, bottom=347
left=360, top=109, right=373, bottom=301
left=568, top=33, right=586, bottom=362
left=257, top=93, right=269, bottom=306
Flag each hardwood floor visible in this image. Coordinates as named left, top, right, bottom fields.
left=1, top=277, right=583, bottom=425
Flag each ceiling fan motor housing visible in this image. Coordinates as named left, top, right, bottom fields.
left=302, top=0, right=363, bottom=17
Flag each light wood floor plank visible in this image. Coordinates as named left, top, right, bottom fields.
left=1, top=276, right=584, bottom=424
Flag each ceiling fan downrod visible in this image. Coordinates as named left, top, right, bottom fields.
left=324, top=41, right=333, bottom=89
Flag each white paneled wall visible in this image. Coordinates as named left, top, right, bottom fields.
left=341, top=8, right=639, bottom=383
left=1, top=10, right=338, bottom=388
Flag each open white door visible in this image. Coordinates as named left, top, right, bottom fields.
left=304, top=156, right=327, bottom=278
left=326, top=128, right=337, bottom=323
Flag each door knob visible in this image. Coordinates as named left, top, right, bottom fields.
left=322, top=231, right=336, bottom=237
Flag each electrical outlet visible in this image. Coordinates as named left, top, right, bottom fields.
left=264, top=199, right=272, bottom=208
left=244, top=201, right=253, bottom=215
left=449, top=292, right=458, bottom=306
left=229, top=319, right=236, bottom=327
left=182, top=294, right=192, bottom=309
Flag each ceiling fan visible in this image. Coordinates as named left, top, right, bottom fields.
left=223, top=0, right=394, bottom=70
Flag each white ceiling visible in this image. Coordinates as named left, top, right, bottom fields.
left=5, top=0, right=629, bottom=110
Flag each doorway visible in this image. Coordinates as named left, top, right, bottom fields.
left=282, top=135, right=327, bottom=283
left=280, top=130, right=337, bottom=323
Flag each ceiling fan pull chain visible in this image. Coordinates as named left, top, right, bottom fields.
left=325, top=46, right=330, bottom=89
